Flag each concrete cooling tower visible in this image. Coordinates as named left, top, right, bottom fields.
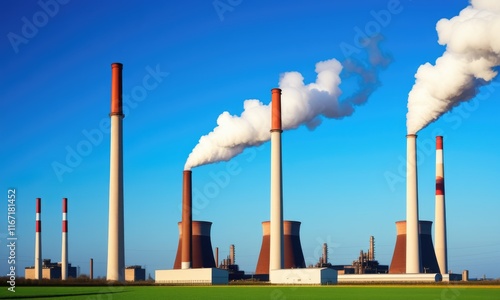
left=389, top=220, right=439, bottom=274
left=255, top=220, right=306, bottom=275
left=173, top=221, right=216, bottom=269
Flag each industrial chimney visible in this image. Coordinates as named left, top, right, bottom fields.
left=107, top=62, right=125, bottom=281
left=35, top=198, right=42, bottom=280
left=61, top=198, right=68, bottom=280
left=406, top=134, right=421, bottom=273
left=435, top=136, right=448, bottom=274
left=269, top=88, right=284, bottom=272
left=181, top=170, right=192, bottom=269
left=322, top=243, right=328, bottom=264
left=229, top=244, right=235, bottom=265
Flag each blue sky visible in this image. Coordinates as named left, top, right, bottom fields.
left=1, top=0, right=499, bottom=280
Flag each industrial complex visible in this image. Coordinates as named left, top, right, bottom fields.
left=26, top=63, right=469, bottom=284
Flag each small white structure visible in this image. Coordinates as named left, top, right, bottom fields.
left=270, top=268, right=337, bottom=285
left=155, top=268, right=228, bottom=285
left=338, top=273, right=442, bottom=283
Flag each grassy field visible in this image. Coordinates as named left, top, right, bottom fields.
left=1, top=285, right=499, bottom=300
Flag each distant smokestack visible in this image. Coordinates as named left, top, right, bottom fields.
left=229, top=244, right=235, bottom=265
left=322, top=243, right=328, bottom=264
left=269, top=88, right=284, bottom=272
left=406, top=134, right=421, bottom=273
left=107, top=62, right=125, bottom=281
left=181, top=170, right=192, bottom=269
left=215, top=247, right=219, bottom=268
left=369, top=236, right=375, bottom=261
left=35, top=198, right=42, bottom=280
left=435, top=136, right=448, bottom=274
left=90, top=258, right=94, bottom=280
left=61, top=198, right=68, bottom=280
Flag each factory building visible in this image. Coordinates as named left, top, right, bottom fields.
left=125, top=265, right=146, bottom=282
left=25, top=259, right=77, bottom=280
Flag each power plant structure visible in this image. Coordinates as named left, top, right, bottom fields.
left=266, top=88, right=337, bottom=284
left=107, top=62, right=125, bottom=281
left=269, top=88, right=284, bottom=274
left=406, top=134, right=420, bottom=273
left=155, top=170, right=228, bottom=284
left=435, top=136, right=448, bottom=274
left=173, top=221, right=216, bottom=268
left=61, top=198, right=68, bottom=280
left=255, top=220, right=306, bottom=276
left=389, top=220, right=440, bottom=274
left=180, top=170, right=193, bottom=269
left=35, top=197, right=42, bottom=280
left=331, top=236, right=388, bottom=275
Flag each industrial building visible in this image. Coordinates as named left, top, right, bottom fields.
left=331, top=236, right=388, bottom=275
left=125, top=266, right=146, bottom=282
left=25, top=259, right=77, bottom=280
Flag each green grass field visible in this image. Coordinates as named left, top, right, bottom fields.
left=1, top=285, right=499, bottom=300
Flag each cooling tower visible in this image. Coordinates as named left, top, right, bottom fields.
left=435, top=136, right=448, bottom=274
left=173, top=221, right=216, bottom=269
left=406, top=134, right=420, bottom=273
left=389, top=220, right=440, bottom=274
left=255, top=220, right=306, bottom=275
left=107, top=62, right=125, bottom=281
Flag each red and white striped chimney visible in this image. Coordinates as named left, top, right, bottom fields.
left=35, top=197, right=42, bottom=280
left=406, top=134, right=421, bottom=273
left=181, top=170, right=192, bottom=269
left=269, top=88, right=284, bottom=272
left=61, top=198, right=68, bottom=280
left=107, top=62, right=125, bottom=281
left=435, top=136, right=448, bottom=274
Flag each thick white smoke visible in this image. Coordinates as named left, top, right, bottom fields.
left=185, top=37, right=389, bottom=170
left=407, top=0, right=500, bottom=134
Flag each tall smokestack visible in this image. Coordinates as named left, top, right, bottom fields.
left=107, top=62, right=125, bottom=281
left=369, top=236, right=375, bottom=261
left=61, top=198, right=68, bottom=280
left=181, top=170, right=192, bottom=269
left=269, top=88, right=284, bottom=272
left=406, top=134, right=421, bottom=273
left=35, top=198, right=42, bottom=280
left=435, top=136, right=448, bottom=274
left=90, top=258, right=94, bottom=280
left=229, top=244, right=235, bottom=265
left=322, top=243, right=328, bottom=264
left=215, top=247, right=219, bottom=268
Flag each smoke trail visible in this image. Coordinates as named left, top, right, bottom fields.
left=407, top=0, right=500, bottom=134
left=185, top=37, right=389, bottom=170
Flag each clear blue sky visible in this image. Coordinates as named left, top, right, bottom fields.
left=1, top=0, right=499, bottom=280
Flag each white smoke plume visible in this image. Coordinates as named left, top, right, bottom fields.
left=185, top=37, right=389, bottom=170
left=407, top=0, right=500, bottom=134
